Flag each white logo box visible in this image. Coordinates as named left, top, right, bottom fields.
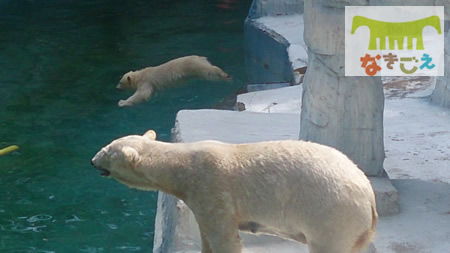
left=345, top=6, right=444, bottom=76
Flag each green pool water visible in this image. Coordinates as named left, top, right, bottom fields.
left=0, top=0, right=251, bottom=251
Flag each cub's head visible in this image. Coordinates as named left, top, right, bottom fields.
left=117, top=71, right=135, bottom=90
left=91, top=130, right=158, bottom=190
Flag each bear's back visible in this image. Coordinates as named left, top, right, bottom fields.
left=219, top=140, right=374, bottom=223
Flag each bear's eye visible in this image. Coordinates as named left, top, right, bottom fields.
left=110, top=152, right=118, bottom=159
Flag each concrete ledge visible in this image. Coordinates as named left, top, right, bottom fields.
left=369, top=176, right=400, bottom=216
left=237, top=85, right=302, bottom=114
left=171, top=109, right=300, bottom=144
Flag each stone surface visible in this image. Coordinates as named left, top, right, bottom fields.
left=369, top=176, right=400, bottom=216
left=171, top=109, right=300, bottom=144
left=237, top=85, right=302, bottom=114
left=375, top=180, right=450, bottom=253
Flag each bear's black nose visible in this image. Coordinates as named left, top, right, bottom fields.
left=91, top=159, right=94, bottom=166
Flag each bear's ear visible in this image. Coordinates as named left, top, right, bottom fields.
left=121, top=146, right=140, bottom=167
left=143, top=130, right=157, bottom=140
left=127, top=75, right=132, bottom=84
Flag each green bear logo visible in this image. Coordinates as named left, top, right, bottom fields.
left=351, top=15, right=441, bottom=50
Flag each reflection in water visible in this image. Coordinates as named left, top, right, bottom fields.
left=0, top=0, right=251, bottom=251
left=217, top=0, right=239, bottom=10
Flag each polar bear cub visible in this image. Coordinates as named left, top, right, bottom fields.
left=91, top=130, right=378, bottom=253
left=116, top=55, right=231, bottom=107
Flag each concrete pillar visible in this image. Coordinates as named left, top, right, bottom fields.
left=299, top=0, right=385, bottom=176
left=431, top=26, right=450, bottom=108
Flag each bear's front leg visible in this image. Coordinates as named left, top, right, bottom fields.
left=118, top=88, right=153, bottom=107
left=118, top=99, right=133, bottom=107
left=196, top=216, right=242, bottom=253
left=199, top=228, right=213, bottom=253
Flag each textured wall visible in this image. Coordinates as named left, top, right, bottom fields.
left=299, top=0, right=385, bottom=176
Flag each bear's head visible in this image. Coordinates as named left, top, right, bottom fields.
left=91, top=130, right=159, bottom=191
left=117, top=71, right=136, bottom=90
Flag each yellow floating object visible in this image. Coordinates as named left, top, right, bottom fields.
left=0, top=145, right=19, bottom=156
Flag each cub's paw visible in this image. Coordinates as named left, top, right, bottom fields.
left=118, top=100, right=131, bottom=107
left=224, top=74, right=232, bottom=81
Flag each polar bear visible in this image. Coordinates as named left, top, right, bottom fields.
left=91, top=130, right=378, bottom=253
left=116, top=55, right=231, bottom=107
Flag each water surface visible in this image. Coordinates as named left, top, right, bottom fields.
left=0, top=0, right=251, bottom=251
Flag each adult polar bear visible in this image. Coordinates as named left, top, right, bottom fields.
left=91, top=130, right=378, bottom=253
left=116, top=55, right=231, bottom=107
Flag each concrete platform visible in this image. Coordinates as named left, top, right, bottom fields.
left=171, top=109, right=300, bottom=144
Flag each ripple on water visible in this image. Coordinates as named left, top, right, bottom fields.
left=27, top=214, right=52, bottom=222
left=107, top=223, right=118, bottom=230
left=15, top=177, right=31, bottom=185
left=4, top=214, right=53, bottom=233
left=65, top=214, right=84, bottom=223
left=3, top=246, right=55, bottom=253
left=6, top=219, right=47, bottom=233
left=115, top=246, right=142, bottom=252
left=79, top=246, right=105, bottom=253
left=15, top=198, right=33, bottom=205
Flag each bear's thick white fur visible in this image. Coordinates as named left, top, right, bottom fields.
left=92, top=131, right=378, bottom=253
left=116, top=55, right=231, bottom=107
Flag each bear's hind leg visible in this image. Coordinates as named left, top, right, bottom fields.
left=206, top=66, right=231, bottom=81
left=308, top=237, right=354, bottom=253
left=208, top=230, right=242, bottom=253
left=197, top=217, right=242, bottom=253
left=192, top=58, right=231, bottom=81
